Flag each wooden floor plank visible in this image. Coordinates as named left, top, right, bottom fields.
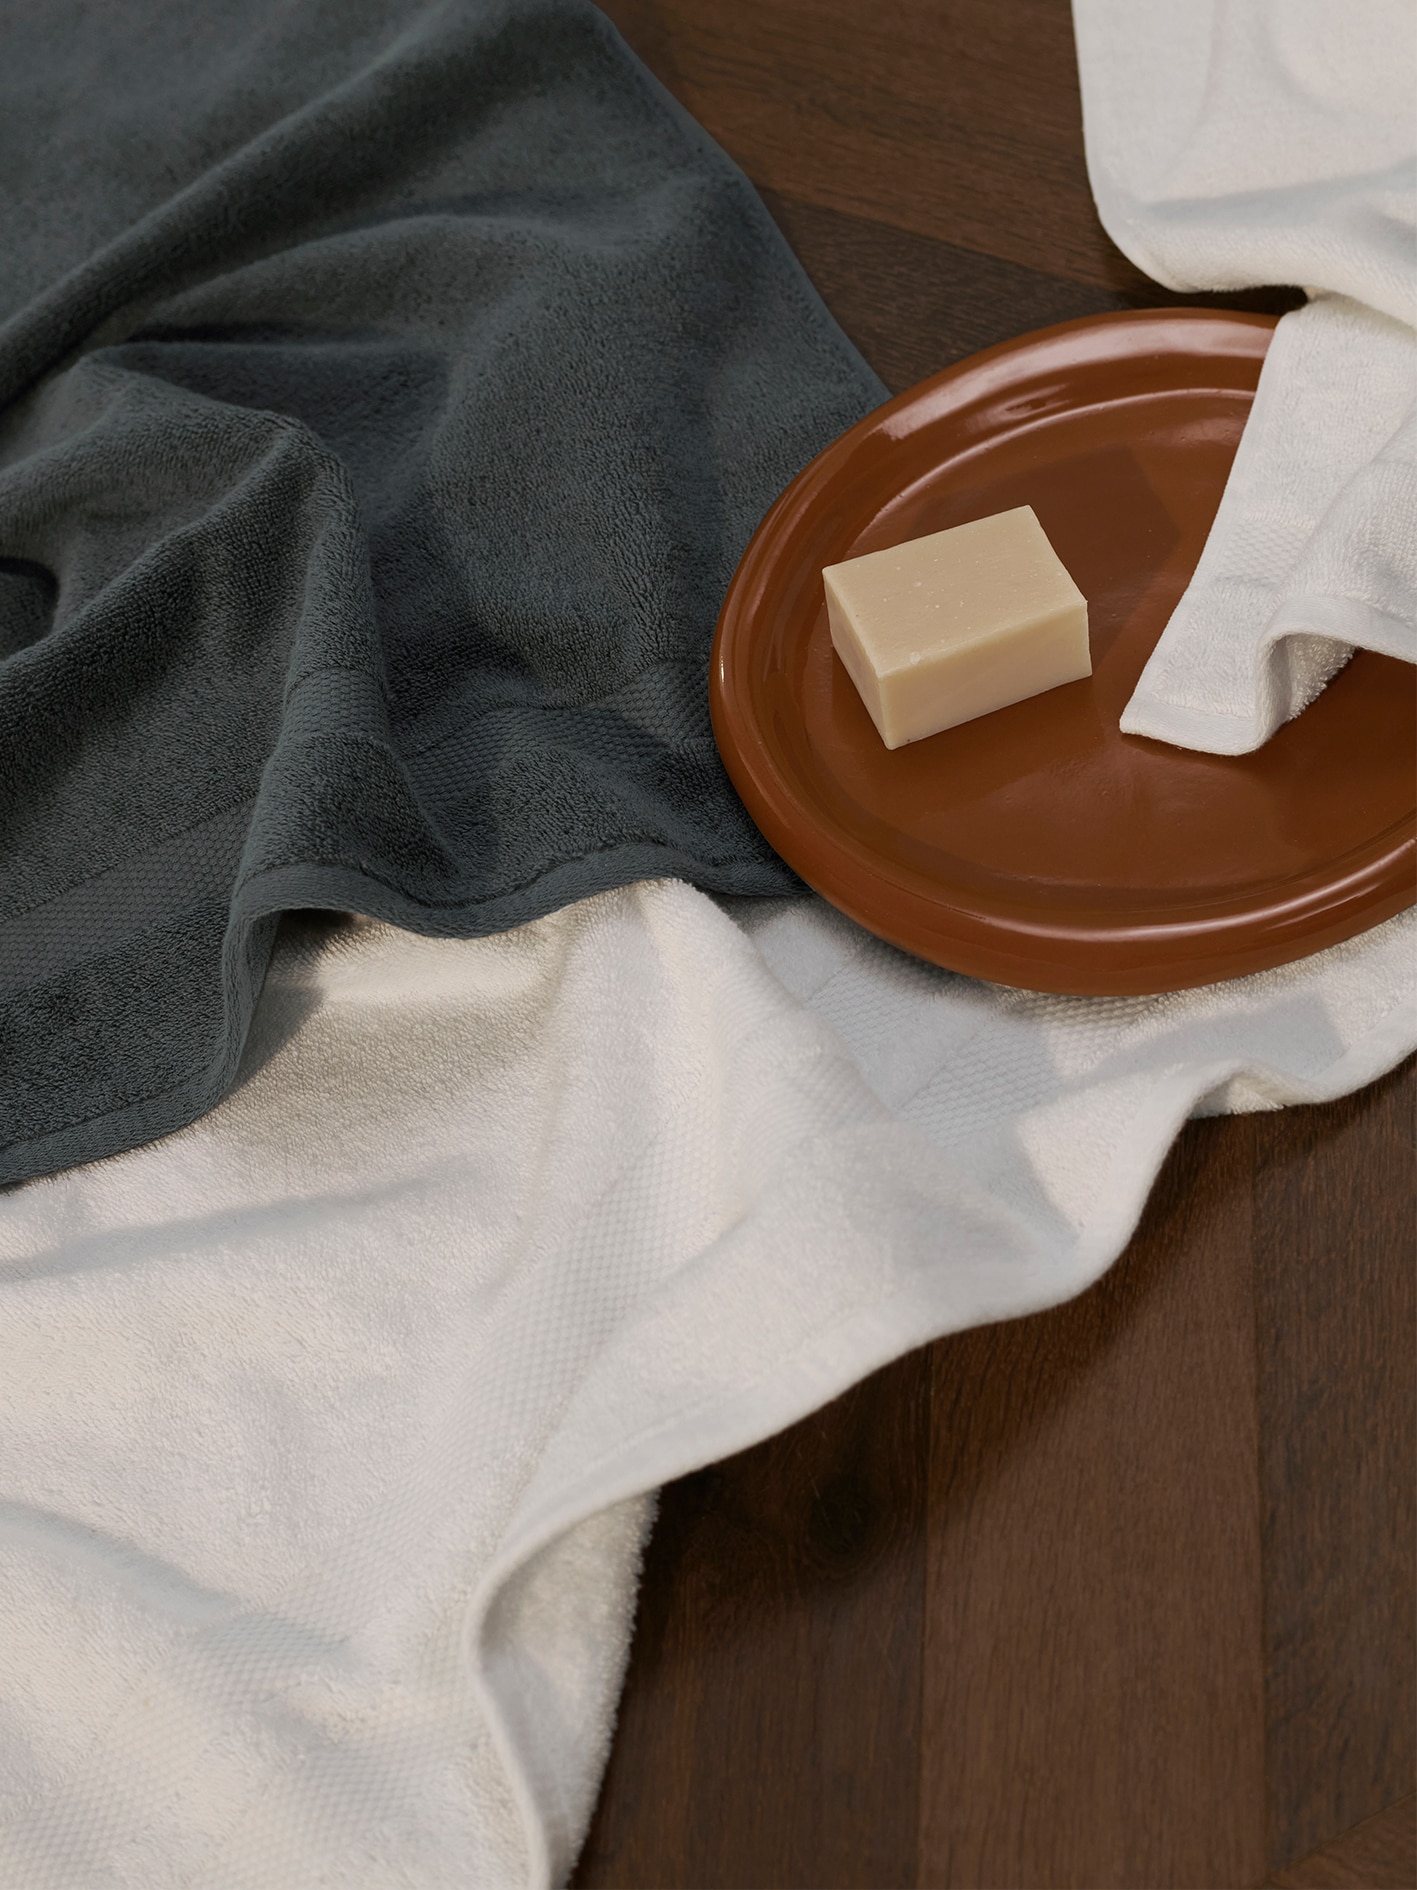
left=572, top=1351, right=931, bottom=1889
left=919, top=1115, right=1268, bottom=1889
left=600, top=0, right=1134, bottom=288
left=1268, top=1794, right=1417, bottom=1889
left=755, top=191, right=1301, bottom=400
left=1256, top=1060, right=1417, bottom=1875
left=756, top=190, right=1124, bottom=396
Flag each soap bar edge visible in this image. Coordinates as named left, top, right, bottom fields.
left=822, top=508, right=1093, bottom=748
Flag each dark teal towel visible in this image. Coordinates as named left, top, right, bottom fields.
left=0, top=0, right=883, bottom=1183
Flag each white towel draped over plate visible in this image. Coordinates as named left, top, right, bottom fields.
left=1073, top=0, right=1417, bottom=753
left=0, top=886, right=1412, bottom=1889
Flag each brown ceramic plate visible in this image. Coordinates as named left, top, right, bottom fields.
left=710, top=309, right=1416, bottom=994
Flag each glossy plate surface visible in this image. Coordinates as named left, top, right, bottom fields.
left=710, top=310, right=1416, bottom=994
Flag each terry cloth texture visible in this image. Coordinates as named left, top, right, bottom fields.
left=0, top=885, right=1412, bottom=1889
left=1073, top=0, right=1417, bottom=752
left=0, top=0, right=883, bottom=1186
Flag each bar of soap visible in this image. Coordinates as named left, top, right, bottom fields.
left=822, top=505, right=1090, bottom=749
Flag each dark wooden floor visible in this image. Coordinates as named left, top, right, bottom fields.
left=575, top=4, right=1417, bottom=1884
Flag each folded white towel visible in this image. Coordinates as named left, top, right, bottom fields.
left=1118, top=294, right=1416, bottom=750
left=1, top=882, right=1411, bottom=1888
left=1073, top=0, right=1417, bottom=751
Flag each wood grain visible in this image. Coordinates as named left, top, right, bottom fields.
left=573, top=1352, right=930, bottom=1889
left=1256, top=1060, right=1417, bottom=1875
left=603, top=0, right=1132, bottom=287
left=757, top=190, right=1122, bottom=397
left=757, top=190, right=1302, bottom=399
left=1268, top=1795, right=1417, bottom=1890
left=920, top=1114, right=1267, bottom=1889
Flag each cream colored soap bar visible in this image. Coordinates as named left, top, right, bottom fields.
left=822, top=506, right=1090, bottom=749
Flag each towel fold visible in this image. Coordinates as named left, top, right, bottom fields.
left=0, top=884, right=1411, bottom=1888
left=0, top=0, right=881, bottom=1186
left=1119, top=293, right=1417, bottom=752
left=1073, top=0, right=1417, bottom=752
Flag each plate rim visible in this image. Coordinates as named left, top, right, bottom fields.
left=709, top=308, right=1417, bottom=995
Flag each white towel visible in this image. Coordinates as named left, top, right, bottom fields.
left=1073, top=0, right=1417, bottom=751
left=1, top=882, right=1411, bottom=1888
